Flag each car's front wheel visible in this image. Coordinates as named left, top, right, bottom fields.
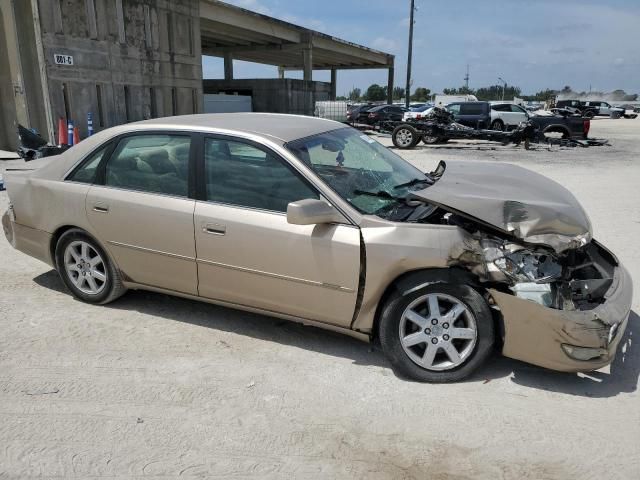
left=55, top=229, right=126, bottom=304
left=379, top=282, right=494, bottom=382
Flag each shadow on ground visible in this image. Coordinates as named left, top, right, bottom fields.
left=34, top=269, right=639, bottom=397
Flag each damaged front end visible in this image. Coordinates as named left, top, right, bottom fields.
left=452, top=234, right=615, bottom=310
left=450, top=230, right=632, bottom=371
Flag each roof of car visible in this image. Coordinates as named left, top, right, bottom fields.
left=133, top=113, right=345, bottom=143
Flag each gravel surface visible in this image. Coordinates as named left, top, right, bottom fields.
left=1, top=118, right=638, bottom=479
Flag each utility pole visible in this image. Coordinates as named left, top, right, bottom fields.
left=464, top=64, right=470, bottom=90
left=405, top=0, right=415, bottom=108
left=498, top=76, right=507, bottom=101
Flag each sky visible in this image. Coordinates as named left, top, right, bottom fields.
left=203, top=0, right=640, bottom=96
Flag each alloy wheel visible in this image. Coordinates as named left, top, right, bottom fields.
left=63, top=240, right=107, bottom=295
left=398, top=293, right=478, bottom=371
left=395, top=128, right=414, bottom=147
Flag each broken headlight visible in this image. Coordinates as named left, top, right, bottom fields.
left=481, top=239, right=562, bottom=284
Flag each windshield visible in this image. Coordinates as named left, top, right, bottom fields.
left=286, top=127, right=432, bottom=217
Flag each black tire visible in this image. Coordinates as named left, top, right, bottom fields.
left=392, top=125, right=420, bottom=149
left=379, top=282, right=495, bottom=383
left=55, top=229, right=127, bottom=305
left=490, top=120, right=504, bottom=131
left=422, top=135, right=441, bottom=145
left=583, top=111, right=595, bottom=119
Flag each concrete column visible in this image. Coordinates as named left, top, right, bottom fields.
left=302, top=46, right=312, bottom=81
left=277, top=66, right=285, bottom=79
left=224, top=52, right=233, bottom=80
left=387, top=67, right=394, bottom=105
left=330, top=68, right=337, bottom=101
left=0, top=0, right=30, bottom=127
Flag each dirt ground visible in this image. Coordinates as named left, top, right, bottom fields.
left=1, top=118, right=638, bottom=479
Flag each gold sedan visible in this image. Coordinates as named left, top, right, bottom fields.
left=2, top=114, right=632, bottom=382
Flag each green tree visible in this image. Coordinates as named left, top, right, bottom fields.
left=348, top=88, right=362, bottom=101
left=475, top=84, right=521, bottom=101
left=363, top=84, right=387, bottom=102
left=392, top=87, right=406, bottom=100
left=410, top=87, right=431, bottom=102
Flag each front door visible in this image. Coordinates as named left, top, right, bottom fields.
left=194, top=136, right=361, bottom=327
left=86, top=133, right=198, bottom=295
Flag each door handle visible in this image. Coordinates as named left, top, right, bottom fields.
left=92, top=203, right=109, bottom=213
left=203, top=223, right=226, bottom=236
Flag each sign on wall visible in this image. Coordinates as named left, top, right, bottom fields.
left=54, top=54, right=74, bottom=66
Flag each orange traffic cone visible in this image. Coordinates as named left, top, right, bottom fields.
left=73, top=126, right=80, bottom=145
left=57, top=117, right=66, bottom=145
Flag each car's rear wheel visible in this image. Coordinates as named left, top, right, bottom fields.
left=379, top=282, right=494, bottom=382
left=55, top=229, right=126, bottom=304
left=490, top=120, right=504, bottom=131
left=392, top=125, right=420, bottom=149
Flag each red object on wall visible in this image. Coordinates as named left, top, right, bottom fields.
left=57, top=117, right=66, bottom=145
left=73, top=127, right=80, bottom=145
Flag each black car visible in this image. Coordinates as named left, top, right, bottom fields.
left=446, top=102, right=491, bottom=129
left=346, top=104, right=377, bottom=124
left=366, top=105, right=407, bottom=125
left=555, top=100, right=600, bottom=118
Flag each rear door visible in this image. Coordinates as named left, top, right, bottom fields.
left=456, top=103, right=489, bottom=128
left=86, top=133, right=198, bottom=295
left=193, top=135, right=361, bottom=327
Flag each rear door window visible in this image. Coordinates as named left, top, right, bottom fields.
left=459, top=103, right=486, bottom=115
left=104, top=134, right=191, bottom=197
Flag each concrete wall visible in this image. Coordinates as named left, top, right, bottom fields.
left=0, top=0, right=45, bottom=150
left=0, top=3, right=16, bottom=149
left=203, top=79, right=331, bottom=116
left=203, top=94, right=252, bottom=113
left=35, top=0, right=203, bottom=139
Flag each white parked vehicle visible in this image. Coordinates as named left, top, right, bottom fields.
left=434, top=94, right=478, bottom=107
left=489, top=102, right=529, bottom=130
left=583, top=101, right=625, bottom=118
left=402, top=105, right=434, bottom=122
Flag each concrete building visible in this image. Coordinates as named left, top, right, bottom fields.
left=0, top=0, right=394, bottom=150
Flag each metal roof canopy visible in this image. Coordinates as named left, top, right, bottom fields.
left=200, top=0, right=395, bottom=101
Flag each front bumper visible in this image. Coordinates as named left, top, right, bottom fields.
left=490, top=262, right=633, bottom=372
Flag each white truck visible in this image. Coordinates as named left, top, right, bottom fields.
left=433, top=94, right=478, bottom=108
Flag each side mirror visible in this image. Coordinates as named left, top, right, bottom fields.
left=287, top=199, right=346, bottom=225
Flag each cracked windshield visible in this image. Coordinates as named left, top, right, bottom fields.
left=287, top=127, right=434, bottom=219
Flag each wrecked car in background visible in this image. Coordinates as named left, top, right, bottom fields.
left=389, top=106, right=603, bottom=149
left=2, top=114, right=632, bottom=382
left=17, top=124, right=69, bottom=161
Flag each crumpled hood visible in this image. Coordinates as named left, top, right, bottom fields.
left=412, top=161, right=592, bottom=253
